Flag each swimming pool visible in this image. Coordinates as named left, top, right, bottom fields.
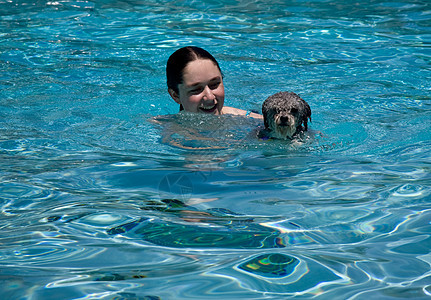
left=1, top=0, right=430, bottom=299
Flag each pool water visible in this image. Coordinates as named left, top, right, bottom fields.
left=1, top=0, right=430, bottom=299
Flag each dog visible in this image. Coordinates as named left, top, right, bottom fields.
left=260, top=91, right=311, bottom=140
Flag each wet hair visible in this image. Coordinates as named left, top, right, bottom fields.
left=166, top=46, right=222, bottom=111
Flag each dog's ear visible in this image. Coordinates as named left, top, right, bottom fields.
left=263, top=117, right=269, bottom=129
left=262, top=100, right=269, bottom=129
left=300, top=99, right=311, bottom=131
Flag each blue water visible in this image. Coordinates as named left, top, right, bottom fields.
left=1, top=0, right=430, bottom=299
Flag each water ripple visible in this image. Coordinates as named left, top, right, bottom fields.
left=1, top=0, right=430, bottom=299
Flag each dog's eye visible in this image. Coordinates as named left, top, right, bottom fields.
left=291, top=108, right=298, bottom=114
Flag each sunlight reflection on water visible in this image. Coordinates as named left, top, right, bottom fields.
left=0, top=0, right=430, bottom=299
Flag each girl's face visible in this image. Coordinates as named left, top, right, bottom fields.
left=169, top=59, right=225, bottom=115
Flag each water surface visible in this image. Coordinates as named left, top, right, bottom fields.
left=0, top=0, right=430, bottom=299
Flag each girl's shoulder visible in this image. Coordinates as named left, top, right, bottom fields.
left=222, top=106, right=263, bottom=119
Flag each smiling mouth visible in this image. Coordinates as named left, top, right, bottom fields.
left=199, top=103, right=218, bottom=113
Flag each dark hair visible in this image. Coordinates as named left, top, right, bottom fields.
left=166, top=46, right=222, bottom=100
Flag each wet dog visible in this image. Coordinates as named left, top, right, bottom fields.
left=260, top=91, right=311, bottom=140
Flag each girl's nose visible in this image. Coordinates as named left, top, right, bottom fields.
left=202, top=85, right=215, bottom=100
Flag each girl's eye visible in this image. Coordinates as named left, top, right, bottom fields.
left=188, top=80, right=220, bottom=95
left=189, top=87, right=204, bottom=95
left=209, top=82, right=220, bottom=90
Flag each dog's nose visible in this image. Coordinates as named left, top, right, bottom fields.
left=279, top=116, right=290, bottom=125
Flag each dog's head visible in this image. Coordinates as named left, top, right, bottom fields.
left=262, top=92, right=311, bottom=140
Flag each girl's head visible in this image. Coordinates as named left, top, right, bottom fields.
left=166, top=46, right=225, bottom=115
